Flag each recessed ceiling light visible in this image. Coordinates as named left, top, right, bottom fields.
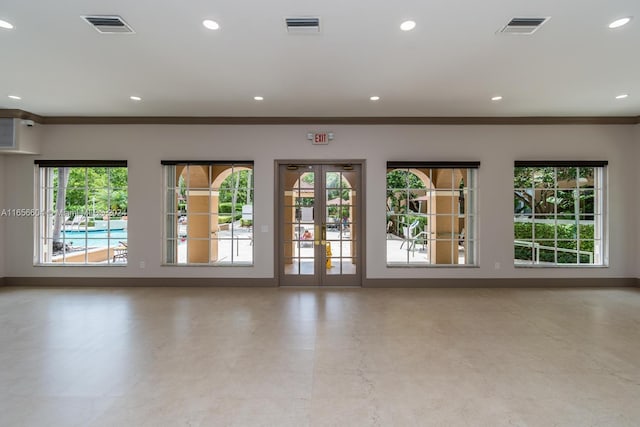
left=0, top=19, right=14, bottom=30
left=203, top=19, right=220, bottom=30
left=370, top=96, right=380, bottom=101
left=615, top=94, right=628, bottom=99
left=130, top=96, right=142, bottom=101
left=608, top=17, right=632, bottom=29
left=400, top=20, right=416, bottom=31
left=254, top=96, right=264, bottom=101
left=8, top=95, right=21, bottom=100
left=491, top=96, right=503, bottom=101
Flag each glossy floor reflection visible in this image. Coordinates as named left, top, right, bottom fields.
left=1, top=286, right=639, bottom=426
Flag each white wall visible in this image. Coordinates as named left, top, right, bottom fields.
left=13, top=122, right=42, bottom=154
left=637, top=124, right=640, bottom=281
left=2, top=123, right=637, bottom=280
left=0, top=155, right=4, bottom=279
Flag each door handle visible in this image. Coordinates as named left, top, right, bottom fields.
left=314, top=224, right=327, bottom=245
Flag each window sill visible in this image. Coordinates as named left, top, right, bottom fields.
left=514, top=264, right=608, bottom=268
left=161, top=263, right=254, bottom=267
left=386, top=263, right=479, bottom=268
left=34, top=263, right=128, bottom=267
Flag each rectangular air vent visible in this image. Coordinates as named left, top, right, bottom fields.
left=82, top=15, right=134, bottom=34
left=285, top=17, right=320, bottom=33
left=499, top=17, right=549, bottom=35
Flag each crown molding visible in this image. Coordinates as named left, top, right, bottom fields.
left=2, top=109, right=639, bottom=125
left=0, top=109, right=44, bottom=122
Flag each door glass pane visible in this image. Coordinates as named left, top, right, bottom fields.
left=327, top=257, right=357, bottom=275
left=325, top=170, right=356, bottom=277
left=284, top=168, right=315, bottom=276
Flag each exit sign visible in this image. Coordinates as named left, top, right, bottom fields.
left=307, top=132, right=334, bottom=145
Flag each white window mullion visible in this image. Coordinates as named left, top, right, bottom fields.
left=209, top=165, right=214, bottom=264
left=450, top=170, right=455, bottom=264
left=595, top=167, right=604, bottom=265
left=83, top=167, right=88, bottom=263
left=185, top=166, right=190, bottom=263
left=575, top=167, right=581, bottom=265
left=531, top=173, right=536, bottom=265
left=553, top=167, right=558, bottom=264
left=229, top=165, right=235, bottom=264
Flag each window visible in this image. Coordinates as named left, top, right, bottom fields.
left=386, top=162, right=478, bottom=266
left=514, top=161, right=607, bottom=266
left=163, top=161, right=253, bottom=265
left=35, top=160, right=128, bottom=265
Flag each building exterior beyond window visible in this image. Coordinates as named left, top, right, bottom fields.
left=513, top=162, right=607, bottom=266
left=36, top=162, right=128, bottom=265
left=163, top=161, right=253, bottom=265
left=386, top=163, right=478, bottom=266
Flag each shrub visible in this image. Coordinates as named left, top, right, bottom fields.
left=218, top=203, right=238, bottom=214
left=218, top=213, right=242, bottom=224
left=406, top=215, right=427, bottom=234
left=514, top=221, right=594, bottom=263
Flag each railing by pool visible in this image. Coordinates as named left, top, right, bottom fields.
left=514, top=240, right=593, bottom=264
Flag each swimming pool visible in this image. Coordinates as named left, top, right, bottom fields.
left=61, top=229, right=128, bottom=248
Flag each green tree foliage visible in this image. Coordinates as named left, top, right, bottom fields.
left=301, top=172, right=314, bottom=185
left=514, top=167, right=594, bottom=215
left=385, top=169, right=429, bottom=236
left=53, top=167, right=128, bottom=216
left=386, top=169, right=425, bottom=190
left=325, top=172, right=351, bottom=214
left=386, top=169, right=426, bottom=214
left=219, top=170, right=252, bottom=207
left=297, top=172, right=315, bottom=208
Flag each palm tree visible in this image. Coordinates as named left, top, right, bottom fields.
left=52, top=168, right=70, bottom=251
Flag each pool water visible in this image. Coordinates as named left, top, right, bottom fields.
left=61, top=229, right=128, bottom=248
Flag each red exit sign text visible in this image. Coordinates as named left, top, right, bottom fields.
left=308, top=132, right=334, bottom=145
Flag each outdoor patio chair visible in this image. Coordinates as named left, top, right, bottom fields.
left=399, top=220, right=420, bottom=249
left=67, top=215, right=85, bottom=231
left=113, top=241, right=128, bottom=262
left=408, top=231, right=428, bottom=254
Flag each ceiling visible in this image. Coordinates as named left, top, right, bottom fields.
left=0, top=0, right=638, bottom=117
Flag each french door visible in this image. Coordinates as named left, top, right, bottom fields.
left=278, top=162, right=362, bottom=286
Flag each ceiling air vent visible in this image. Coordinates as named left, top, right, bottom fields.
left=498, top=17, right=549, bottom=35
left=285, top=17, right=320, bottom=33
left=82, top=15, right=134, bottom=34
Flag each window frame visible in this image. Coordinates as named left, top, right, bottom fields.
left=385, top=161, right=479, bottom=267
left=513, top=160, right=608, bottom=267
left=34, top=160, right=128, bottom=266
left=162, top=160, right=254, bottom=266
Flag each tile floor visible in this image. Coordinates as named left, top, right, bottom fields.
left=1, top=286, right=639, bottom=426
